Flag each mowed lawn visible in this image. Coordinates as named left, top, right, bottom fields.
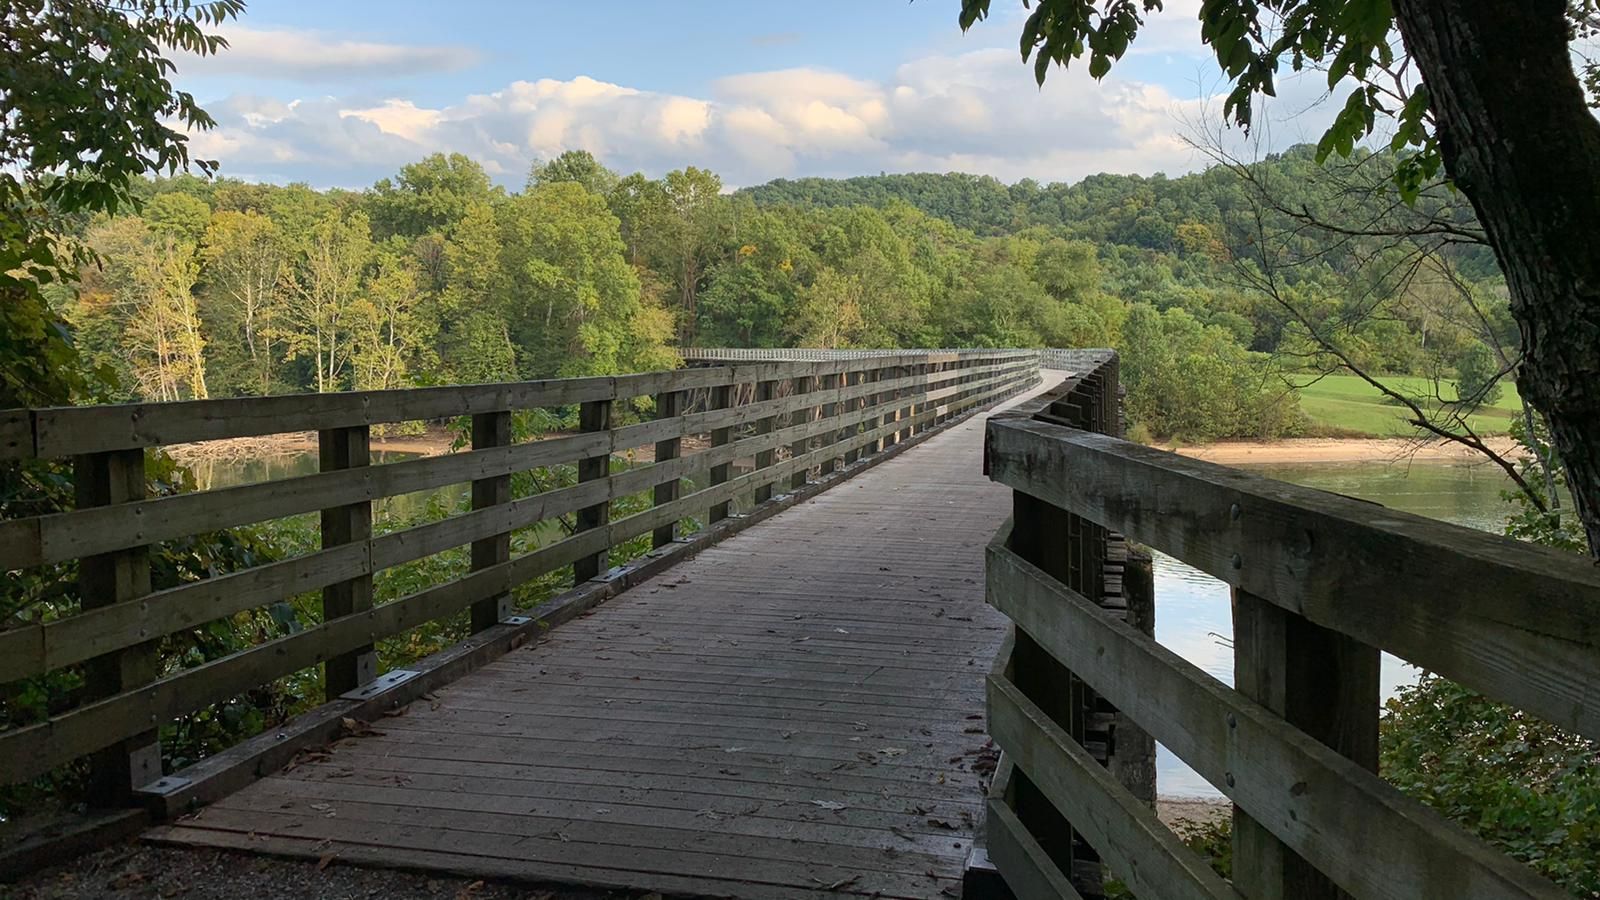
left=1293, top=374, right=1523, bottom=437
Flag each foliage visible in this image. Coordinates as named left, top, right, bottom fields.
left=1382, top=676, right=1600, bottom=895
left=0, top=0, right=241, bottom=408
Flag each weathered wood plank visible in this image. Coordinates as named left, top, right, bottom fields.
left=75, top=447, right=159, bottom=804
left=320, top=425, right=375, bottom=696
left=986, top=539, right=1566, bottom=900
left=986, top=794, right=1087, bottom=900
left=989, top=675, right=1240, bottom=900
left=986, top=417, right=1600, bottom=743
left=469, top=411, right=513, bottom=632
left=9, top=430, right=610, bottom=569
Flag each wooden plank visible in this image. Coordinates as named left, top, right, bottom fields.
left=789, top=375, right=812, bottom=492
left=753, top=379, right=778, bottom=504
left=707, top=382, right=733, bottom=524
left=1232, top=588, right=1379, bottom=900
left=985, top=418, right=1600, bottom=743
left=988, top=675, right=1239, bottom=900
left=574, top=396, right=613, bottom=583
left=12, top=430, right=610, bottom=568
left=32, top=377, right=616, bottom=457
left=986, top=539, right=1567, bottom=900
left=320, top=425, right=375, bottom=697
left=651, top=388, right=683, bottom=549
left=74, top=447, right=159, bottom=804
left=0, top=542, right=372, bottom=683
left=469, top=410, right=512, bottom=632
left=986, top=795, right=1086, bottom=900
left=0, top=408, right=30, bottom=460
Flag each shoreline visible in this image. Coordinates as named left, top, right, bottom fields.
left=1167, top=434, right=1520, bottom=466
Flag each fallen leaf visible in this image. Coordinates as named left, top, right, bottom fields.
left=316, top=853, right=336, bottom=871
left=810, top=800, right=847, bottom=811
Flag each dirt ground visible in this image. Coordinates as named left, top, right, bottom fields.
left=1168, top=434, right=1520, bottom=465
left=6, top=842, right=641, bottom=900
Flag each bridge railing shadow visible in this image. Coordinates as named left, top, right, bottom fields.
left=982, top=352, right=1597, bottom=899
left=0, top=349, right=1039, bottom=816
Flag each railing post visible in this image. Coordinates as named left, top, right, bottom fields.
left=865, top=367, right=883, bottom=454
left=574, top=397, right=613, bottom=581
left=789, top=375, right=811, bottom=491
left=76, top=448, right=160, bottom=805
left=470, top=410, right=512, bottom=632
left=708, top=383, right=734, bottom=522
left=817, top=373, right=839, bottom=477
left=319, top=425, right=375, bottom=698
left=1232, top=589, right=1380, bottom=900
left=753, top=379, right=778, bottom=504
left=843, top=371, right=862, bottom=466
left=651, top=389, right=683, bottom=549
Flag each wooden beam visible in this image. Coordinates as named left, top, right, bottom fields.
left=708, top=383, right=734, bottom=524
left=470, top=411, right=512, bottom=632
left=986, top=539, right=1566, bottom=900
left=651, top=389, right=683, bottom=549
left=985, top=418, right=1600, bottom=743
left=574, top=398, right=613, bottom=582
left=75, top=447, right=159, bottom=805
left=320, top=425, right=374, bottom=697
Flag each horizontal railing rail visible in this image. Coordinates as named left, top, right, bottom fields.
left=0, top=349, right=1040, bottom=803
left=982, top=353, right=1595, bottom=899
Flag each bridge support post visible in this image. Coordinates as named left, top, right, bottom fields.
left=753, top=379, right=778, bottom=503
left=1232, top=589, right=1380, bottom=900
left=708, top=383, right=734, bottom=522
left=651, top=389, right=683, bottom=549
left=76, top=448, right=160, bottom=805
left=789, top=375, right=812, bottom=491
left=575, top=397, right=613, bottom=581
left=319, top=424, right=375, bottom=698
left=470, top=410, right=512, bottom=631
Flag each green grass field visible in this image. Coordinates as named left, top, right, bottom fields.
left=1292, top=374, right=1523, bottom=438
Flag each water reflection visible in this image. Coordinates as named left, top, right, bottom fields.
left=1154, top=458, right=1510, bottom=798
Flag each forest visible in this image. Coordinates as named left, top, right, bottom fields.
left=57, top=144, right=1514, bottom=445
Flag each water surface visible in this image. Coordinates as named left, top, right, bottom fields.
left=1154, top=458, right=1512, bottom=797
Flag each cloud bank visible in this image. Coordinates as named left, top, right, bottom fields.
left=186, top=43, right=1330, bottom=190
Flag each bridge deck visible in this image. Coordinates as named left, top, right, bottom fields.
left=150, top=390, right=1035, bottom=899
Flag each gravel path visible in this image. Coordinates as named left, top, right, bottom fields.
left=8, top=842, right=642, bottom=900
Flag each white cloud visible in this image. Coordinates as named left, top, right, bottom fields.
left=191, top=46, right=1337, bottom=189
left=181, top=25, right=480, bottom=81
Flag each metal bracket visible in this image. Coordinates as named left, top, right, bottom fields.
left=136, top=775, right=193, bottom=797
left=501, top=615, right=533, bottom=627
left=339, top=668, right=418, bottom=701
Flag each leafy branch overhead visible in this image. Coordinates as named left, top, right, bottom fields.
left=958, top=0, right=1438, bottom=198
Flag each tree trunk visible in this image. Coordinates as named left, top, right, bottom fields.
left=1392, top=0, right=1600, bottom=555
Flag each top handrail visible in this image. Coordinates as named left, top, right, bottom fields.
left=0, top=350, right=1036, bottom=462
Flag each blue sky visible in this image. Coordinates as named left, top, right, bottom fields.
left=173, top=1, right=1336, bottom=190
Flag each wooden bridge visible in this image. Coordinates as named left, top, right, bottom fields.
left=3, top=349, right=1598, bottom=899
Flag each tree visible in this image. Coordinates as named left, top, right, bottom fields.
left=528, top=150, right=619, bottom=197
left=0, top=0, right=241, bottom=407
left=200, top=211, right=288, bottom=394
left=277, top=211, right=373, bottom=392
left=958, top=0, right=1600, bottom=551
left=792, top=269, right=867, bottom=349
left=368, top=153, right=495, bottom=240
left=499, top=182, right=676, bottom=378
left=350, top=247, right=431, bottom=391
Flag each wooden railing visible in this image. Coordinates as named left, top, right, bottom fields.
left=983, top=353, right=1600, bottom=899
left=0, top=349, right=1038, bottom=804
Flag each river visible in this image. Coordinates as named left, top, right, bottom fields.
left=1154, top=458, right=1513, bottom=797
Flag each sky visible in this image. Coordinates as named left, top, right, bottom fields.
left=171, top=1, right=1344, bottom=191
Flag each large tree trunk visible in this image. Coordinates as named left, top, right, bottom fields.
left=1391, top=0, right=1600, bottom=555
